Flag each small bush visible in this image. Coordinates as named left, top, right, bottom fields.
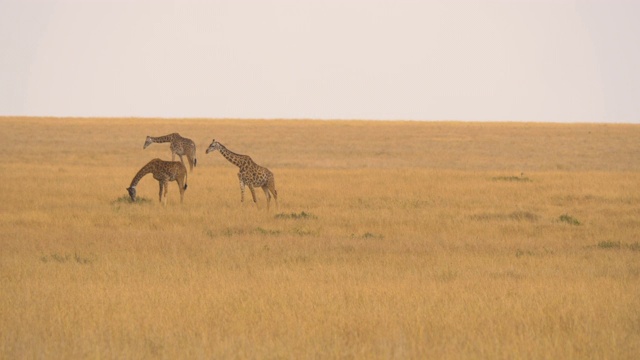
left=559, top=214, right=581, bottom=225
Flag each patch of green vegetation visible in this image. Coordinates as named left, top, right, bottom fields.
left=283, top=255, right=310, bottom=265
left=597, top=241, right=621, bottom=249
left=292, top=227, right=319, bottom=236
left=255, top=227, right=281, bottom=236
left=41, top=253, right=69, bottom=263
left=515, top=249, right=535, bottom=257
left=592, top=241, right=640, bottom=251
left=40, top=253, right=95, bottom=265
left=559, top=214, right=581, bottom=226
left=112, top=195, right=152, bottom=205
left=351, top=232, right=384, bottom=240
left=510, top=211, right=538, bottom=221
left=222, top=227, right=246, bottom=237
left=472, top=211, right=538, bottom=222
left=275, top=211, right=317, bottom=220
left=492, top=175, right=532, bottom=182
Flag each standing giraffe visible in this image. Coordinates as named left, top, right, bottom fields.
left=143, top=133, right=197, bottom=172
left=205, top=139, right=278, bottom=210
left=126, top=158, right=188, bottom=205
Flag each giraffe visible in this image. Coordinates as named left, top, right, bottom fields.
left=143, top=133, right=197, bottom=172
left=205, top=139, right=278, bottom=210
left=126, top=158, right=188, bottom=205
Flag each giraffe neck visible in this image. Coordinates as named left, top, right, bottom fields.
left=217, top=144, right=249, bottom=168
left=129, top=163, right=154, bottom=188
left=150, top=134, right=177, bottom=143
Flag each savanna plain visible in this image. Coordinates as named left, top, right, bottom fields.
left=1, top=117, right=639, bottom=359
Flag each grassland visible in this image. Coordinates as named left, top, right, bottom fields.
left=1, top=117, right=639, bottom=359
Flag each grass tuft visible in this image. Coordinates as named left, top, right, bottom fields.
left=597, top=241, right=621, bottom=249
left=473, top=211, right=538, bottom=222
left=351, top=232, right=384, bottom=240
left=40, top=253, right=94, bottom=264
left=255, top=227, right=281, bottom=236
left=112, top=195, right=153, bottom=205
left=492, top=175, right=532, bottom=182
left=292, top=226, right=320, bottom=236
left=515, top=249, right=535, bottom=257
left=510, top=211, right=539, bottom=221
left=275, top=211, right=317, bottom=220
left=559, top=214, right=581, bottom=225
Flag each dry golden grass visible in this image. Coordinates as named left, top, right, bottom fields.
left=1, top=117, right=639, bottom=359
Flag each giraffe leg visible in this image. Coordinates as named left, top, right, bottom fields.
left=177, top=177, right=185, bottom=203
left=262, top=185, right=271, bottom=210
left=238, top=173, right=245, bottom=203
left=271, top=186, right=278, bottom=209
left=158, top=181, right=164, bottom=203
left=248, top=185, right=257, bottom=204
left=186, top=153, right=194, bottom=172
left=267, top=177, right=278, bottom=209
left=178, top=154, right=185, bottom=168
left=163, top=181, right=169, bottom=205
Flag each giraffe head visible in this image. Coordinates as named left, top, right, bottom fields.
left=143, top=136, right=153, bottom=149
left=126, top=186, right=137, bottom=202
left=205, top=139, right=221, bottom=154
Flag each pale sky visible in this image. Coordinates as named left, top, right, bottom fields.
left=1, top=0, right=639, bottom=122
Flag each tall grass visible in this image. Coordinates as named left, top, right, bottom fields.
left=1, top=117, right=639, bottom=358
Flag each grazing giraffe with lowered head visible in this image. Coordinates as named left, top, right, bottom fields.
left=143, top=133, right=197, bottom=172
left=126, top=158, right=188, bottom=205
left=205, top=139, right=278, bottom=210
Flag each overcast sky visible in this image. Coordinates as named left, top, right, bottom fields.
left=1, top=0, right=639, bottom=122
